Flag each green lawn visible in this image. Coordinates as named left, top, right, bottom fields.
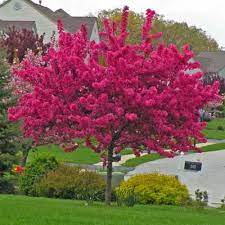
left=203, top=118, right=225, bottom=140
left=205, top=118, right=225, bottom=130
left=28, top=145, right=100, bottom=164
left=201, top=142, right=225, bottom=152
left=28, top=145, right=134, bottom=165
left=122, top=153, right=162, bottom=167
left=202, top=129, right=225, bottom=140
left=0, top=195, right=224, bottom=225
left=120, top=148, right=133, bottom=155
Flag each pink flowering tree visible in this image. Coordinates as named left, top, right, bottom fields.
left=9, top=7, right=219, bottom=204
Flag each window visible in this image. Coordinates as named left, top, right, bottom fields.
left=13, top=2, right=22, bottom=11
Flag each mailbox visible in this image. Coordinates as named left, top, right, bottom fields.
left=184, top=161, right=202, bottom=172
left=112, top=154, right=121, bottom=162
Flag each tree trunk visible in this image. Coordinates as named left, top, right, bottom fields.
left=104, top=126, right=126, bottom=205
left=105, top=145, right=113, bottom=205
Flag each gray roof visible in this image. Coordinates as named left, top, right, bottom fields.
left=0, top=0, right=97, bottom=38
left=196, top=51, right=225, bottom=74
left=0, top=20, right=37, bottom=33
left=54, top=9, right=71, bottom=18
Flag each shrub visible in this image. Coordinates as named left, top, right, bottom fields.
left=0, top=176, right=15, bottom=194
left=192, top=189, right=208, bottom=208
left=217, top=125, right=224, bottom=131
left=19, top=156, right=58, bottom=196
left=116, top=173, right=189, bottom=206
left=36, top=165, right=106, bottom=203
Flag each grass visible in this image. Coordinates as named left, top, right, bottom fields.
left=202, top=129, right=225, bottom=140
left=201, top=142, right=225, bottom=152
left=203, top=118, right=225, bottom=140
left=28, top=145, right=100, bottom=164
left=205, top=118, right=225, bottom=130
left=28, top=145, right=134, bottom=165
left=122, top=153, right=162, bottom=167
left=0, top=195, right=225, bottom=225
left=120, top=148, right=133, bottom=155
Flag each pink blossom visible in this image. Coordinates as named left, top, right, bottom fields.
left=125, top=113, right=138, bottom=121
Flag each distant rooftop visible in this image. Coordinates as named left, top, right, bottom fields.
left=196, top=51, right=225, bottom=74
left=0, top=0, right=97, bottom=38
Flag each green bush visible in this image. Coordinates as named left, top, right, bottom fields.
left=116, top=173, right=189, bottom=206
left=36, top=165, right=106, bottom=202
left=0, top=176, right=15, bottom=194
left=0, top=154, right=18, bottom=194
left=19, top=156, right=58, bottom=196
left=217, top=125, right=224, bottom=131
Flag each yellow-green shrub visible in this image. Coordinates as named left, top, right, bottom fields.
left=116, top=173, right=189, bottom=206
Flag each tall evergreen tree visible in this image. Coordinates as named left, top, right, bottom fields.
left=0, top=47, right=18, bottom=193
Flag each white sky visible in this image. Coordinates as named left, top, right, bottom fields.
left=3, top=0, right=225, bottom=47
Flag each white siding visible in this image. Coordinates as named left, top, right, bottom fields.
left=219, top=67, right=225, bottom=77
left=0, top=0, right=58, bottom=42
left=90, top=21, right=100, bottom=43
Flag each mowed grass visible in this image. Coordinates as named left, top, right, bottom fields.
left=28, top=144, right=100, bottom=164
left=202, top=142, right=225, bottom=152
left=28, top=145, right=135, bottom=164
left=0, top=195, right=225, bottom=225
left=122, top=153, right=162, bottom=167
left=120, top=148, right=133, bottom=155
left=203, top=118, right=225, bottom=140
left=202, top=129, right=225, bottom=140
left=205, top=118, right=225, bottom=130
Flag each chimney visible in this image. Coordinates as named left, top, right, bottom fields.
left=39, top=0, right=42, bottom=5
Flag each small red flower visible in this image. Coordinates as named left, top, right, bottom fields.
left=13, top=165, right=24, bottom=174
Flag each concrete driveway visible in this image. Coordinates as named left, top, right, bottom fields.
left=125, top=150, right=225, bottom=206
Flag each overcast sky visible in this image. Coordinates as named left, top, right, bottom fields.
left=3, top=0, right=225, bottom=47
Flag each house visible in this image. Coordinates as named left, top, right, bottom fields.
left=0, top=0, right=100, bottom=43
left=196, top=51, right=225, bottom=77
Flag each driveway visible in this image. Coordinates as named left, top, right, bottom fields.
left=125, top=150, right=225, bottom=206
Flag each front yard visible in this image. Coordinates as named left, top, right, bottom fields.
left=0, top=195, right=224, bottom=225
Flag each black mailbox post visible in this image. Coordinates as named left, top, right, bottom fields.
left=184, top=161, right=202, bottom=172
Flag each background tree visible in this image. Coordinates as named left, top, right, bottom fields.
left=98, top=8, right=219, bottom=53
left=9, top=7, right=219, bottom=204
left=0, top=47, right=18, bottom=193
left=203, top=74, right=225, bottom=95
left=98, top=8, right=144, bottom=44
left=0, top=27, right=49, bottom=64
